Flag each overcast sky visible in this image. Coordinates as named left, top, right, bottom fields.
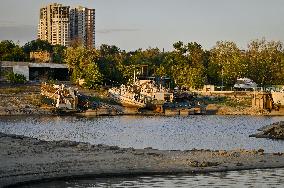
left=0, top=0, right=283, bottom=51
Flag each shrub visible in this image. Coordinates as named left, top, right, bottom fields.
left=5, top=72, right=27, bottom=84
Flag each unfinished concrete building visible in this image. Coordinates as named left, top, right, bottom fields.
left=0, top=61, right=69, bottom=82
left=70, top=6, right=96, bottom=47
left=38, top=3, right=70, bottom=46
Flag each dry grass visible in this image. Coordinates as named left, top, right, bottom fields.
left=0, top=85, right=40, bottom=94
left=0, top=87, right=25, bottom=94
left=24, top=94, right=42, bottom=107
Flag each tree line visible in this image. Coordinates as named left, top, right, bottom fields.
left=0, top=40, right=65, bottom=63
left=1, top=38, right=284, bottom=89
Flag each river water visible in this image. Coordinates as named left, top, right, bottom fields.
left=1, top=115, right=284, bottom=187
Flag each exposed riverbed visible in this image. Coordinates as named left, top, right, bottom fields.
left=1, top=115, right=284, bottom=187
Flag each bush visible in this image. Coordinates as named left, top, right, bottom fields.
left=5, top=72, right=27, bottom=84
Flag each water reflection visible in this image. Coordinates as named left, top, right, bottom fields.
left=19, top=168, right=284, bottom=188
left=1, top=115, right=284, bottom=152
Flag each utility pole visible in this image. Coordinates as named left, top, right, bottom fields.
left=221, top=68, right=224, bottom=91
left=133, top=69, right=136, bottom=83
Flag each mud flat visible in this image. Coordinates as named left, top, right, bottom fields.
left=1, top=133, right=284, bottom=187
left=250, top=121, right=284, bottom=139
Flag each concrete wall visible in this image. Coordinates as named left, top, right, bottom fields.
left=0, top=61, right=29, bottom=66
left=29, top=63, right=67, bottom=69
left=0, top=62, right=30, bottom=81
left=1, top=61, right=68, bottom=69
left=13, top=65, right=29, bottom=80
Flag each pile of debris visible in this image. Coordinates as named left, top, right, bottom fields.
left=41, top=83, right=78, bottom=110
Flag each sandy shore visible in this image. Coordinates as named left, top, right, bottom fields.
left=1, top=133, right=284, bottom=187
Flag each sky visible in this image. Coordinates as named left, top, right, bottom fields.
left=0, top=0, right=284, bottom=51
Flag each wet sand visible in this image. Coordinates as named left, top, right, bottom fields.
left=1, top=133, right=284, bottom=187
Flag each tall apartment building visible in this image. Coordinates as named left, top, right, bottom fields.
left=38, top=3, right=95, bottom=47
left=70, top=6, right=96, bottom=47
left=38, top=3, right=70, bottom=46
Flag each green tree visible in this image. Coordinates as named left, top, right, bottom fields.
left=52, top=44, right=66, bottom=63
left=65, top=46, right=102, bottom=88
left=23, top=39, right=53, bottom=54
left=97, top=44, right=125, bottom=85
left=22, top=39, right=53, bottom=62
left=158, top=41, right=206, bottom=89
left=246, top=38, right=284, bottom=85
left=0, top=40, right=27, bottom=61
left=115, top=48, right=166, bottom=84
left=209, top=41, right=245, bottom=86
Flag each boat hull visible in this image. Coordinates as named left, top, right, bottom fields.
left=109, top=93, right=146, bottom=108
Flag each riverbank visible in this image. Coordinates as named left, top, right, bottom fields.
left=0, top=85, right=52, bottom=116
left=0, top=84, right=282, bottom=116
left=0, top=132, right=284, bottom=187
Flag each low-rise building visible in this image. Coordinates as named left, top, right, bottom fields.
left=0, top=61, right=70, bottom=82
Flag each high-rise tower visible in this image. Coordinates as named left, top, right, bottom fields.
left=38, top=3, right=70, bottom=46
left=38, top=3, right=95, bottom=47
left=70, top=6, right=96, bottom=47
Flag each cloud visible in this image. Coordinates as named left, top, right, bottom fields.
left=96, top=28, right=139, bottom=34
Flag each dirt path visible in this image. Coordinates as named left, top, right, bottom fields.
left=1, top=132, right=284, bottom=187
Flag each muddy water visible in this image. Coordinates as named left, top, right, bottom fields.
left=1, top=115, right=284, bottom=187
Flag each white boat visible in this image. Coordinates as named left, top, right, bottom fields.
left=234, top=78, right=257, bottom=90
left=108, top=85, right=146, bottom=108
left=109, top=79, right=173, bottom=108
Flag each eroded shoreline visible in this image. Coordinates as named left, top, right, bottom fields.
left=1, top=132, right=284, bottom=187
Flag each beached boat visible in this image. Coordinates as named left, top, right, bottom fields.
left=108, top=85, right=147, bottom=108
left=108, top=79, right=173, bottom=108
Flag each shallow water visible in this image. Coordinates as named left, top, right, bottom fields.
left=1, top=115, right=284, bottom=187
left=19, top=168, right=284, bottom=188
left=1, top=115, right=284, bottom=152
